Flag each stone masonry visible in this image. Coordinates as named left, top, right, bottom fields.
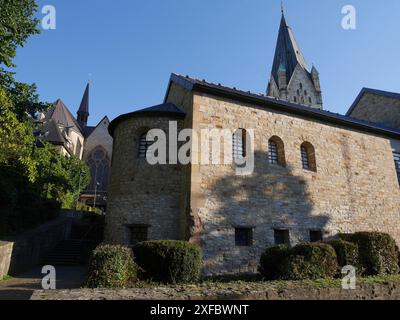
left=106, top=76, right=400, bottom=276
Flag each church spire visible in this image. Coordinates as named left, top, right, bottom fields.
left=267, top=9, right=323, bottom=109
left=77, top=83, right=90, bottom=128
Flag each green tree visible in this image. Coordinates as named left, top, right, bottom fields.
left=0, top=87, right=36, bottom=180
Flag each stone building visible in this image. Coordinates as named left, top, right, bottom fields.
left=36, top=84, right=112, bottom=209
left=105, top=12, right=400, bottom=275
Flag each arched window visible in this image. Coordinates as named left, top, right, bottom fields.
left=137, top=131, right=153, bottom=158
left=300, top=142, right=317, bottom=172
left=86, top=146, right=111, bottom=192
left=232, top=129, right=246, bottom=161
left=268, top=136, right=286, bottom=166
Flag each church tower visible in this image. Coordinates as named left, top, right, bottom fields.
left=267, top=10, right=323, bottom=109
left=77, top=83, right=90, bottom=128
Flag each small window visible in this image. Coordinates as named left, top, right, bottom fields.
left=304, top=90, right=307, bottom=96
left=268, top=136, right=286, bottom=166
left=393, top=152, right=400, bottom=184
left=274, top=229, right=290, bottom=245
left=138, top=132, right=153, bottom=158
left=232, top=129, right=246, bottom=161
left=235, top=228, right=253, bottom=246
left=299, top=83, right=303, bottom=89
left=301, top=96, right=305, bottom=103
left=301, top=142, right=317, bottom=172
left=129, top=225, right=148, bottom=245
left=297, top=89, right=300, bottom=95
left=268, top=141, right=279, bottom=165
left=309, top=97, right=312, bottom=104
left=310, top=230, right=323, bottom=242
left=293, top=96, right=297, bottom=103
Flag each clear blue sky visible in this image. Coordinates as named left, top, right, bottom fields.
left=14, top=0, right=400, bottom=126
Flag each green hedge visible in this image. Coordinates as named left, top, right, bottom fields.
left=133, top=240, right=202, bottom=284
left=259, top=245, right=290, bottom=280
left=86, top=244, right=138, bottom=288
left=279, top=243, right=338, bottom=280
left=340, top=232, right=399, bottom=276
left=327, top=240, right=360, bottom=273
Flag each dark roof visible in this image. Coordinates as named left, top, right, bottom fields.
left=35, top=119, right=66, bottom=145
left=45, top=99, right=83, bottom=134
left=346, top=87, right=400, bottom=116
left=78, top=83, right=90, bottom=114
left=271, top=14, right=308, bottom=84
left=166, top=73, right=400, bottom=139
left=83, top=126, right=96, bottom=138
left=108, top=103, right=186, bottom=136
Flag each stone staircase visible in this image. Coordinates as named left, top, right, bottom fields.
left=41, top=240, right=85, bottom=266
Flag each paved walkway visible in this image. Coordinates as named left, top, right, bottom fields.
left=0, top=266, right=86, bottom=300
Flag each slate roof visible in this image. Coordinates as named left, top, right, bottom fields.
left=45, top=99, right=83, bottom=134
left=78, top=83, right=90, bottom=114
left=346, top=88, right=400, bottom=116
left=271, top=14, right=308, bottom=84
left=35, top=119, right=66, bottom=145
left=108, top=103, right=186, bottom=136
left=165, top=73, right=400, bottom=139
left=83, top=126, right=96, bottom=138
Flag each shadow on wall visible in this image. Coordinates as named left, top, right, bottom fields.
left=198, top=150, right=330, bottom=275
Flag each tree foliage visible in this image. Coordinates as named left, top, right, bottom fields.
left=0, top=0, right=92, bottom=236
left=0, top=0, right=49, bottom=120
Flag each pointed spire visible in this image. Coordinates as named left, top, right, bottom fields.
left=270, top=11, right=308, bottom=86
left=77, top=83, right=90, bottom=128
left=281, top=0, right=284, bottom=15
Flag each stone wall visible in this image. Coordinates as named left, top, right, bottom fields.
left=106, top=83, right=400, bottom=276
left=349, top=92, right=400, bottom=130
left=2, top=217, right=72, bottom=276
left=0, top=242, right=13, bottom=279
left=30, top=281, right=400, bottom=300
left=189, top=91, right=400, bottom=276
left=105, top=116, right=186, bottom=244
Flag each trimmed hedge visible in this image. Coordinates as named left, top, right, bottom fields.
left=86, top=244, right=138, bottom=288
left=340, top=232, right=399, bottom=276
left=259, top=245, right=290, bottom=280
left=327, top=240, right=360, bottom=272
left=279, top=243, right=338, bottom=280
left=133, top=240, right=202, bottom=284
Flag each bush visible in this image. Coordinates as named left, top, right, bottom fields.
left=259, top=245, right=290, bottom=280
left=133, top=240, right=202, bottom=284
left=340, top=232, right=399, bottom=276
left=86, top=244, right=138, bottom=288
left=327, top=240, right=360, bottom=272
left=279, top=242, right=338, bottom=280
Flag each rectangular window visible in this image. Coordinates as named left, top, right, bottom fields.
left=235, top=228, right=253, bottom=246
left=232, top=129, right=246, bottom=161
left=310, top=230, right=323, bottom=242
left=393, top=152, right=400, bottom=184
left=301, top=146, right=310, bottom=170
left=274, top=229, right=290, bottom=245
left=129, top=225, right=148, bottom=245
left=268, top=141, right=279, bottom=165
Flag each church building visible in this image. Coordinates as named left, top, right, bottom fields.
left=104, top=12, right=400, bottom=275
left=36, top=84, right=113, bottom=209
